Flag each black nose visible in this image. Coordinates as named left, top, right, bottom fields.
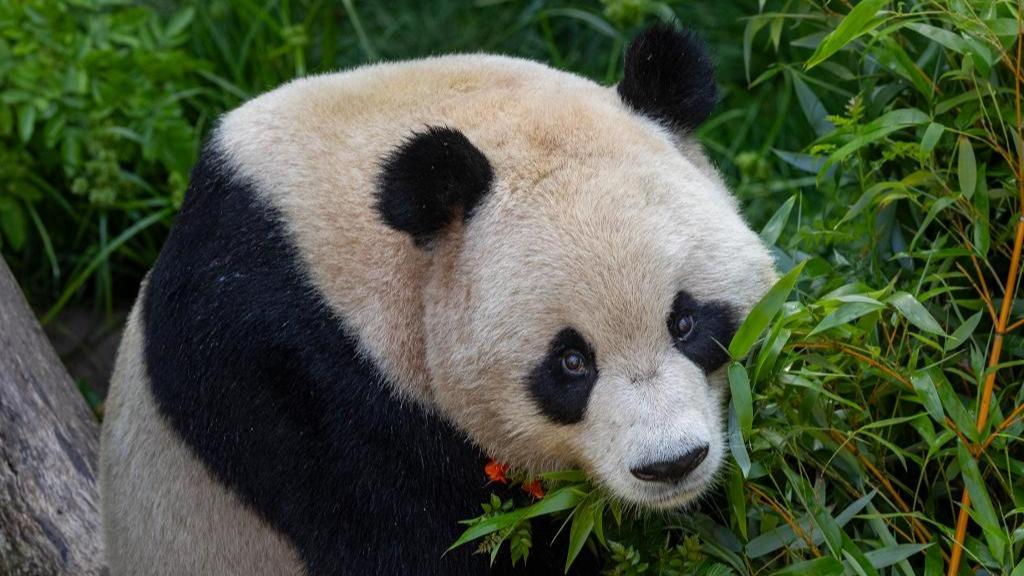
left=630, top=445, right=709, bottom=483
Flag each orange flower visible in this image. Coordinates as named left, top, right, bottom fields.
left=484, top=459, right=510, bottom=484
left=521, top=479, right=545, bottom=500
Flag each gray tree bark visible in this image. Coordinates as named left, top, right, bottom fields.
left=0, top=257, right=106, bottom=575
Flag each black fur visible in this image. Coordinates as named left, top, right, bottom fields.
left=666, top=291, right=737, bottom=373
left=376, top=126, right=493, bottom=246
left=527, top=329, right=599, bottom=425
left=143, top=140, right=588, bottom=575
left=617, top=25, right=717, bottom=131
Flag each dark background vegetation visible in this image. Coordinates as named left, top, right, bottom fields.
left=1, top=1, right=1021, bottom=574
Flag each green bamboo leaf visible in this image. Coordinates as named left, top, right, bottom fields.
left=449, top=509, right=527, bottom=551
left=728, top=363, right=753, bottom=435
left=958, top=137, right=976, bottom=198
left=448, top=487, right=582, bottom=551
left=905, top=23, right=969, bottom=53
left=17, top=103, right=35, bottom=143
left=809, top=301, right=883, bottom=335
left=933, top=372, right=977, bottom=442
left=806, top=0, right=889, bottom=69
left=760, top=194, right=797, bottom=246
left=920, top=122, right=944, bottom=152
left=728, top=405, right=751, bottom=477
left=887, top=292, right=945, bottom=335
left=0, top=198, right=27, bottom=251
left=957, top=443, right=1007, bottom=563
left=791, top=73, right=835, bottom=136
left=946, top=311, right=984, bottom=352
left=729, top=261, right=805, bottom=358
left=564, top=501, right=595, bottom=573
left=821, top=109, right=929, bottom=173
left=910, top=371, right=945, bottom=424
left=864, top=544, right=929, bottom=568
left=727, top=467, right=747, bottom=540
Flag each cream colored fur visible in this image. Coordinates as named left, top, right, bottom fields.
left=103, top=55, right=777, bottom=573
left=100, top=295, right=304, bottom=575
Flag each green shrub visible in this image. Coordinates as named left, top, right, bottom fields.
left=453, top=2, right=1024, bottom=575
left=0, top=0, right=211, bottom=319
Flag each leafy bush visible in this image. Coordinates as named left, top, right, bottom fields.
left=0, top=0, right=211, bottom=318
left=452, top=2, right=1024, bottom=575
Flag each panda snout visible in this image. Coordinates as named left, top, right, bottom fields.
left=629, top=444, right=709, bottom=484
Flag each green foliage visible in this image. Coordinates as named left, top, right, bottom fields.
left=451, top=1, right=1024, bottom=575
left=2, top=1, right=1022, bottom=574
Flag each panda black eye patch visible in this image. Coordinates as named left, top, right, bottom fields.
left=527, top=328, right=599, bottom=425
left=667, top=290, right=738, bottom=373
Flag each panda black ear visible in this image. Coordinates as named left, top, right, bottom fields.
left=617, top=24, right=717, bottom=132
left=376, top=126, right=494, bottom=246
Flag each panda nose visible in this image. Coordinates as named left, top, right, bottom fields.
left=630, top=444, right=709, bottom=483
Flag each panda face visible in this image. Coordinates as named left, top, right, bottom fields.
left=419, top=147, right=775, bottom=509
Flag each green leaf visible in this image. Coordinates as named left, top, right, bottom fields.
left=728, top=405, right=751, bottom=477
left=958, top=137, right=976, bottom=198
left=0, top=198, right=27, bottom=251
left=887, top=292, right=945, bottom=335
left=821, top=109, right=929, bottom=172
left=729, top=261, right=805, bottom=358
left=772, top=557, right=843, bottom=576
left=164, top=7, right=196, bottom=38
left=17, top=103, right=35, bottom=143
left=910, top=371, right=945, bottom=424
left=806, top=0, right=889, bottom=69
left=791, top=73, right=835, bottom=136
left=957, top=443, right=1007, bottom=562
left=728, top=363, right=753, bottom=435
left=539, top=470, right=588, bottom=483
left=864, top=544, right=929, bottom=568
left=564, top=501, right=595, bottom=573
left=945, top=311, right=984, bottom=352
left=933, top=372, right=977, bottom=442
left=760, top=194, right=797, bottom=246
left=920, top=122, right=944, bottom=152
left=449, top=487, right=583, bottom=551
left=809, top=301, right=883, bottom=335
left=727, top=467, right=747, bottom=540
left=905, top=23, right=969, bottom=54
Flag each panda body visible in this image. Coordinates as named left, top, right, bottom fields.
left=100, top=27, right=777, bottom=576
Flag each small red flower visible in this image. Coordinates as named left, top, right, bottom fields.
left=484, top=459, right=510, bottom=484
left=521, top=479, right=545, bottom=500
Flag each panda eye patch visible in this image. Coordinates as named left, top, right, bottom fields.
left=667, top=290, right=738, bottom=373
left=528, top=328, right=599, bottom=425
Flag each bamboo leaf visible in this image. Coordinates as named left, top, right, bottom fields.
left=958, top=137, right=976, bottom=198
left=806, top=0, right=889, bottom=69
left=760, top=194, right=797, bottom=246
left=729, top=261, right=805, bottom=358
left=729, top=363, right=753, bottom=435
left=564, top=501, right=595, bottom=573
left=887, top=292, right=945, bottom=335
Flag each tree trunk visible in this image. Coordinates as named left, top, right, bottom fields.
left=0, top=257, right=106, bottom=575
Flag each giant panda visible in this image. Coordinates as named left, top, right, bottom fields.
left=100, top=24, right=776, bottom=576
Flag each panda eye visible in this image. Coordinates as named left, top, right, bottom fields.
left=560, top=350, right=588, bottom=376
left=671, top=314, right=697, bottom=342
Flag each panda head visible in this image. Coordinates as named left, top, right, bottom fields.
left=376, top=25, right=776, bottom=509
